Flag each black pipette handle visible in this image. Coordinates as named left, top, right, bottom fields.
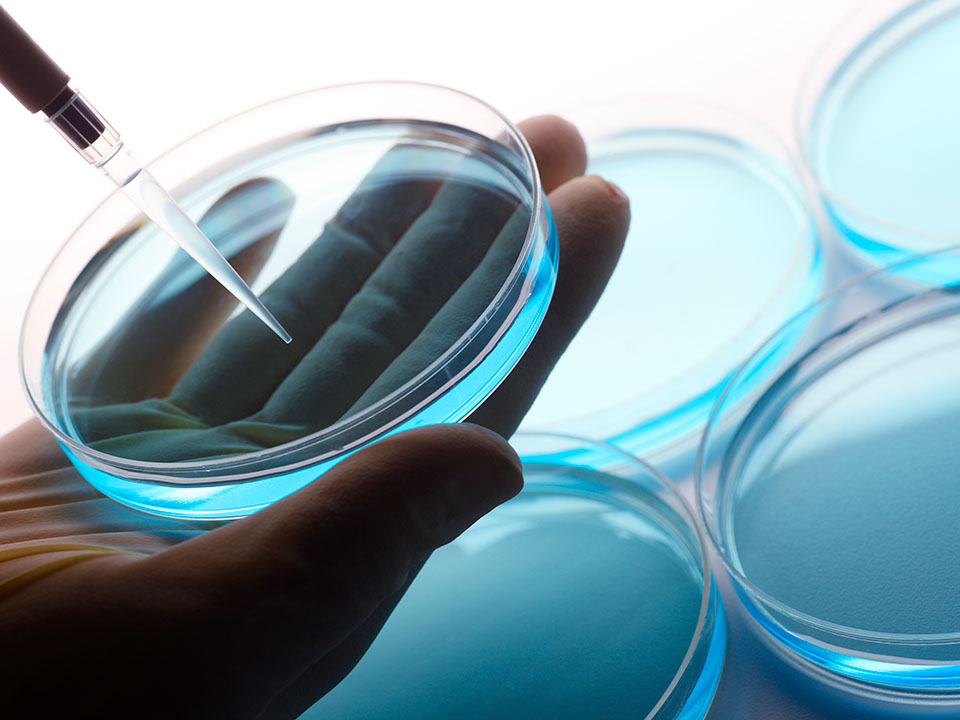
left=0, top=4, right=109, bottom=153
left=0, top=3, right=70, bottom=114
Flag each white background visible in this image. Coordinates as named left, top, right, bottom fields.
left=0, top=2, right=884, bottom=718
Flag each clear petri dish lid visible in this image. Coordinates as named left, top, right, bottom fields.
left=299, top=433, right=725, bottom=720
left=19, top=83, right=557, bottom=519
left=798, top=0, right=960, bottom=272
left=698, top=245, right=960, bottom=695
left=520, top=99, right=821, bottom=462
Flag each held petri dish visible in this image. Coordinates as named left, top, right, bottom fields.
left=798, top=0, right=960, bottom=276
left=300, top=433, right=725, bottom=720
left=521, top=100, right=821, bottom=460
left=698, top=246, right=960, bottom=694
left=20, top=82, right=557, bottom=520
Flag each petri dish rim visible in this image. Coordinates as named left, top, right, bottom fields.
left=527, top=96, right=821, bottom=458
left=795, top=0, right=960, bottom=248
left=696, top=243, right=960, bottom=648
left=20, top=81, right=553, bottom=485
left=513, top=431, right=724, bottom=720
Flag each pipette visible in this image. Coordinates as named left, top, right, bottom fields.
left=0, top=5, right=292, bottom=344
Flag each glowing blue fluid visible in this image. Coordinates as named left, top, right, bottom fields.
left=522, top=129, right=820, bottom=457
left=723, top=307, right=960, bottom=689
left=807, top=0, right=960, bottom=272
left=300, top=466, right=725, bottom=719
left=41, top=122, right=557, bottom=519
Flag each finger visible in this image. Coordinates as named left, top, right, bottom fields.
left=168, top=147, right=449, bottom=427
left=132, top=424, right=522, bottom=713
left=343, top=205, right=528, bottom=418
left=255, top=182, right=517, bottom=428
left=0, top=420, right=71, bottom=478
left=340, top=118, right=590, bottom=416
left=467, top=175, right=630, bottom=436
left=516, top=115, right=587, bottom=193
left=71, top=178, right=294, bottom=407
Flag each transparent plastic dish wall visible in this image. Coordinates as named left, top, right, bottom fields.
left=699, top=246, right=960, bottom=696
left=20, top=83, right=557, bottom=520
left=798, top=0, right=960, bottom=278
left=521, top=99, right=821, bottom=467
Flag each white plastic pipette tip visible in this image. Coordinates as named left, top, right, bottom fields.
left=119, top=166, right=293, bottom=344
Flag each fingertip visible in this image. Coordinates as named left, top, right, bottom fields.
left=377, top=424, right=523, bottom=507
left=588, top=174, right=630, bottom=208
left=517, top=115, right=588, bottom=193
left=467, top=173, right=631, bottom=436
left=549, top=174, right=631, bottom=263
left=456, top=423, right=524, bottom=498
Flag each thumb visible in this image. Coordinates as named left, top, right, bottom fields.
left=139, top=423, right=523, bottom=715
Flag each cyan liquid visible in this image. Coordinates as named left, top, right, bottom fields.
left=44, top=122, right=540, bottom=466
left=724, top=304, right=960, bottom=664
left=301, top=465, right=717, bottom=719
left=807, top=0, right=960, bottom=260
left=522, top=130, right=819, bottom=455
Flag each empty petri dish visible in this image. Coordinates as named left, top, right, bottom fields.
left=698, top=246, right=960, bottom=694
left=798, top=0, right=960, bottom=276
left=521, top=100, right=821, bottom=460
left=300, top=433, right=725, bottom=720
left=19, top=83, right=557, bottom=520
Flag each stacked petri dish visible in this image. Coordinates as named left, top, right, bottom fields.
left=521, top=100, right=822, bottom=466
left=301, top=434, right=725, bottom=720
left=699, top=247, right=960, bottom=701
left=798, top=0, right=960, bottom=278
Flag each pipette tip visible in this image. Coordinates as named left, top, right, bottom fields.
left=275, top=322, right=293, bottom=345
left=250, top=296, right=293, bottom=344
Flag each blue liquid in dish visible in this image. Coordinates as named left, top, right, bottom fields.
left=522, top=129, right=820, bottom=457
left=806, top=0, right=960, bottom=271
left=721, top=297, right=960, bottom=690
left=39, top=121, right=556, bottom=519
left=301, top=462, right=724, bottom=720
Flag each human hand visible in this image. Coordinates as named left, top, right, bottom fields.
left=0, top=116, right=629, bottom=718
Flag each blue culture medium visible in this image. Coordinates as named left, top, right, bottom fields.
left=20, top=85, right=557, bottom=520
left=521, top=108, right=821, bottom=460
left=801, top=0, right=960, bottom=274
left=699, top=248, right=960, bottom=695
left=300, top=434, right=725, bottom=720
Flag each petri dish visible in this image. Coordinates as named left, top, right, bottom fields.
left=698, top=246, right=960, bottom=694
left=521, top=100, right=821, bottom=460
left=19, top=82, right=557, bottom=520
left=798, top=0, right=960, bottom=277
left=300, top=433, right=725, bottom=720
